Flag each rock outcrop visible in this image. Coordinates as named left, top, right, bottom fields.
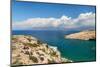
left=12, top=35, right=72, bottom=66
left=65, top=31, right=96, bottom=40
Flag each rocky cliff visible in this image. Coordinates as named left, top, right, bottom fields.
left=12, top=35, right=72, bottom=66
left=65, top=31, right=96, bottom=40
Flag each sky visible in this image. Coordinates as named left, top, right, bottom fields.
left=12, top=0, right=96, bottom=30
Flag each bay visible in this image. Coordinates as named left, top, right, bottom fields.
left=12, top=30, right=96, bottom=62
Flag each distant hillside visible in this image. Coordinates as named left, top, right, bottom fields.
left=65, top=31, right=96, bottom=40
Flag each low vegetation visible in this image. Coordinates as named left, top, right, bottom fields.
left=12, top=35, right=72, bottom=66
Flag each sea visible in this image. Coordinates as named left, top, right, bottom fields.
left=12, top=30, right=96, bottom=62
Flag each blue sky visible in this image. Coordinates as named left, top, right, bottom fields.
left=12, top=0, right=95, bottom=22
left=12, top=0, right=96, bottom=30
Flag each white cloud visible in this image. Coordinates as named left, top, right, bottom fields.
left=12, top=12, right=95, bottom=30
left=74, top=12, right=95, bottom=26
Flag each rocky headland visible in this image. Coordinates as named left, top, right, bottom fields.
left=65, top=31, right=96, bottom=40
left=12, top=35, right=72, bottom=66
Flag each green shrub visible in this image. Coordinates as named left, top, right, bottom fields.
left=50, top=51, right=58, bottom=57
left=24, top=43, right=38, bottom=47
left=48, top=59, right=55, bottom=63
left=12, top=46, right=16, bottom=50
left=12, top=37, right=16, bottom=40
left=29, top=56, right=38, bottom=63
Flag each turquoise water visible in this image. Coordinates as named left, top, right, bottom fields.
left=12, top=30, right=96, bottom=62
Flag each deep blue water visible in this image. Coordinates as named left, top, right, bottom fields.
left=12, top=30, right=96, bottom=62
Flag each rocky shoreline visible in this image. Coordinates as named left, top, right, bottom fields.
left=65, top=31, right=96, bottom=40
left=12, top=35, right=72, bottom=66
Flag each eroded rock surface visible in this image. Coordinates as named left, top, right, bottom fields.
left=12, top=35, right=72, bottom=66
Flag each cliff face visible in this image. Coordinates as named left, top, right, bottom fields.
left=12, top=35, right=72, bottom=66
left=65, top=31, right=96, bottom=40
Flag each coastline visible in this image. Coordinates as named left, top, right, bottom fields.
left=65, top=31, right=96, bottom=40
left=12, top=35, right=72, bottom=66
left=12, top=30, right=96, bottom=62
